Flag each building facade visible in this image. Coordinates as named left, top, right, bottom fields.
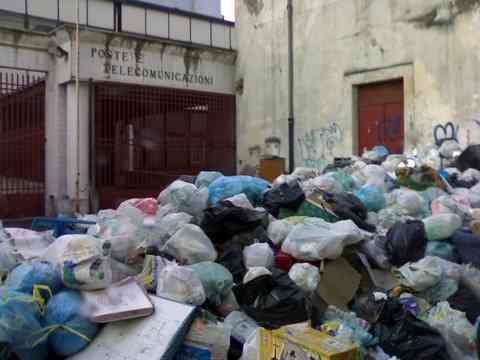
left=235, top=0, right=480, bottom=172
left=0, top=0, right=236, bottom=218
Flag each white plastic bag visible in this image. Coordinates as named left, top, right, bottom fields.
left=423, top=214, right=463, bottom=241
left=292, top=167, right=321, bottom=179
left=225, top=193, right=254, bottom=209
left=281, top=219, right=363, bottom=261
left=267, top=220, right=294, bottom=246
left=394, top=189, right=426, bottom=216
left=162, top=224, right=217, bottom=265
left=302, top=176, right=343, bottom=195
left=0, top=225, right=19, bottom=278
left=42, top=234, right=113, bottom=290
left=431, top=195, right=473, bottom=222
left=224, top=311, right=259, bottom=344
left=459, top=168, right=480, bottom=183
left=158, top=180, right=208, bottom=220
left=156, top=265, right=206, bottom=305
left=243, top=267, right=272, bottom=284
left=5, top=228, right=54, bottom=260
left=145, top=212, right=193, bottom=248
left=452, top=188, right=480, bottom=208
left=382, top=155, right=407, bottom=173
left=243, top=243, right=274, bottom=269
left=288, top=263, right=320, bottom=292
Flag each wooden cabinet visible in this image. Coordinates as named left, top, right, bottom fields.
left=258, top=158, right=285, bottom=182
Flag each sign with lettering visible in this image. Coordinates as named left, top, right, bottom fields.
left=76, top=41, right=235, bottom=94
left=90, top=47, right=214, bottom=86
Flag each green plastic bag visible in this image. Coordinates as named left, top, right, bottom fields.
left=186, top=262, right=233, bottom=305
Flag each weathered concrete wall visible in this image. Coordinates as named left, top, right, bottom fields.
left=236, top=0, right=480, bottom=171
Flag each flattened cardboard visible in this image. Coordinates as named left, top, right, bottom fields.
left=71, top=295, right=196, bottom=360
left=82, top=277, right=154, bottom=323
left=316, top=258, right=361, bottom=311
left=357, top=252, right=399, bottom=290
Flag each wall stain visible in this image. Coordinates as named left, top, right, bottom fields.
left=243, top=0, right=264, bottom=16
left=183, top=48, right=202, bottom=78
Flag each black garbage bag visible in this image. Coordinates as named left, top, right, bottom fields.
left=374, top=299, right=451, bottom=360
left=321, top=191, right=376, bottom=232
left=233, top=269, right=309, bottom=329
left=456, top=145, right=480, bottom=172
left=263, top=181, right=305, bottom=218
left=217, top=245, right=247, bottom=284
left=385, top=220, right=427, bottom=267
left=448, top=285, right=480, bottom=324
left=447, top=173, right=477, bottom=189
left=230, top=226, right=274, bottom=249
left=201, top=201, right=268, bottom=244
left=451, top=230, right=480, bottom=268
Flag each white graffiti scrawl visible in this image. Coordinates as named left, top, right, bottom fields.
left=298, top=122, right=343, bottom=169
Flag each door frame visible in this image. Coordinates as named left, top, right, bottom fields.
left=343, top=63, right=415, bottom=155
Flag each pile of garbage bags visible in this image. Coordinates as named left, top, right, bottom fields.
left=1, top=144, right=480, bottom=360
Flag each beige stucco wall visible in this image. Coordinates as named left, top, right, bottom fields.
left=235, top=0, right=480, bottom=172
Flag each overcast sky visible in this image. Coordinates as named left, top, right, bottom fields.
left=222, top=0, right=235, bottom=21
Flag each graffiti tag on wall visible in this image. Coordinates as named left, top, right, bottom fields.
left=298, top=122, right=343, bottom=169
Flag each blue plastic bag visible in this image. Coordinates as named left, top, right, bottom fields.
left=208, top=176, right=270, bottom=205
left=354, top=185, right=386, bottom=212
left=187, top=262, right=234, bottom=305
left=0, top=287, right=48, bottom=360
left=5, top=261, right=62, bottom=295
left=43, top=290, right=98, bottom=356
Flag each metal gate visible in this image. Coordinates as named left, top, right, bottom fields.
left=93, top=83, right=236, bottom=209
left=0, top=69, right=46, bottom=219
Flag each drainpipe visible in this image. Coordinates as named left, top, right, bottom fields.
left=287, top=0, right=295, bottom=173
left=75, top=0, right=81, bottom=212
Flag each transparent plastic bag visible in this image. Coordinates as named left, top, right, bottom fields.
left=288, top=263, right=320, bottom=292
left=0, top=226, right=19, bottom=278
left=301, top=176, right=342, bottom=196
left=224, top=311, right=259, bottom=344
left=382, top=155, right=407, bottom=173
left=225, top=193, right=254, bottom=209
left=162, top=224, right=217, bottom=265
left=424, top=301, right=478, bottom=360
left=423, top=214, right=463, bottom=241
left=395, top=256, right=443, bottom=291
left=267, top=220, right=294, bottom=246
left=281, top=219, right=363, bottom=261
left=146, top=212, right=193, bottom=248
left=186, top=262, right=234, bottom=305
left=195, top=171, right=223, bottom=189
left=156, top=265, right=206, bottom=305
left=431, top=195, right=472, bottom=222
left=42, top=235, right=113, bottom=290
left=243, top=243, right=274, bottom=269
left=176, top=318, right=231, bottom=360
left=394, top=189, right=426, bottom=216
left=459, top=168, right=480, bottom=184
left=158, top=180, right=208, bottom=220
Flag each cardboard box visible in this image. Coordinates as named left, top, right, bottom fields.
left=258, top=324, right=359, bottom=360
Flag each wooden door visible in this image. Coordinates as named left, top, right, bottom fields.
left=358, top=80, right=404, bottom=155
